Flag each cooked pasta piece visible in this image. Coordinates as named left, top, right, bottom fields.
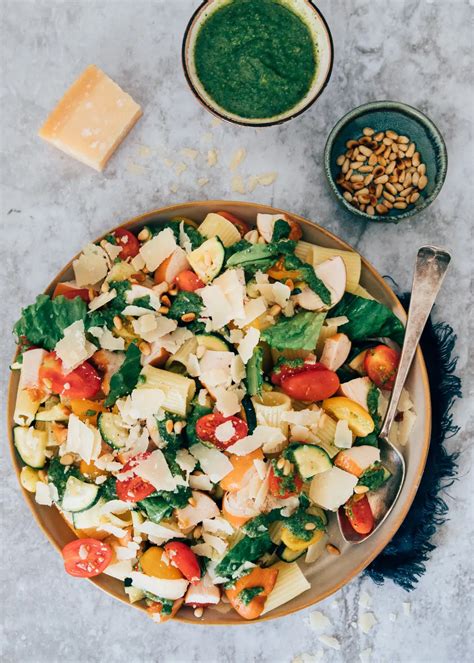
left=261, top=561, right=311, bottom=615
left=252, top=391, right=292, bottom=440
left=198, top=213, right=241, bottom=247
left=347, top=284, right=376, bottom=300
left=294, top=240, right=314, bottom=264
left=138, top=366, right=196, bottom=416
left=165, top=337, right=198, bottom=374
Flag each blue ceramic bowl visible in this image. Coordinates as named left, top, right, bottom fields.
left=324, top=101, right=447, bottom=222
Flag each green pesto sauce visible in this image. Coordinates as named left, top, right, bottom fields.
left=194, top=0, right=317, bottom=119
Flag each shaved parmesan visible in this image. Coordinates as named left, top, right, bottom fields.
left=126, top=284, right=162, bottom=310
left=318, top=635, right=341, bottom=651
left=73, top=244, right=109, bottom=287
left=54, top=320, right=96, bottom=371
left=238, top=327, right=260, bottom=364
left=88, top=325, right=125, bottom=351
left=215, top=420, right=236, bottom=443
left=189, top=443, right=233, bottom=483
left=234, top=297, right=267, bottom=328
left=119, top=388, right=165, bottom=421
left=129, top=571, right=188, bottom=600
left=202, top=517, right=234, bottom=536
left=226, top=425, right=285, bottom=456
left=202, top=532, right=228, bottom=555
left=35, top=481, right=53, bottom=506
left=176, top=491, right=220, bottom=528
left=189, top=473, right=214, bottom=491
left=334, top=419, right=353, bottom=449
left=88, top=288, right=117, bottom=311
left=139, top=227, right=176, bottom=271
left=65, top=414, right=101, bottom=464
left=135, top=520, right=185, bottom=543
left=198, top=269, right=246, bottom=329
left=358, top=612, right=377, bottom=634
left=309, top=611, right=331, bottom=631
left=214, top=386, right=244, bottom=416
left=101, top=241, right=123, bottom=262
left=134, top=449, right=176, bottom=492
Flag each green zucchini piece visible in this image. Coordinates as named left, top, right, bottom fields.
left=14, top=427, right=48, bottom=469
left=276, top=544, right=305, bottom=562
left=246, top=346, right=263, bottom=397
left=187, top=237, right=224, bottom=283
left=291, top=444, right=332, bottom=480
left=98, top=413, right=128, bottom=449
left=61, top=476, right=100, bottom=513
left=196, top=333, right=231, bottom=352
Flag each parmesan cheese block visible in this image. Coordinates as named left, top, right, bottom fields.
left=39, top=65, right=142, bottom=171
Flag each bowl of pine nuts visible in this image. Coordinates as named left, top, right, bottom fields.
left=324, top=101, right=447, bottom=222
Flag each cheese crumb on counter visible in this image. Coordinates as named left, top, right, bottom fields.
left=181, top=148, right=199, bottom=160
left=38, top=64, right=142, bottom=171
left=359, top=648, right=372, bottom=663
left=230, top=147, right=246, bottom=171
left=358, top=612, right=377, bottom=634
left=175, top=162, right=188, bottom=176
left=207, top=149, right=218, bottom=166
left=309, top=611, right=331, bottom=631
left=317, top=635, right=341, bottom=651
left=231, top=175, right=246, bottom=194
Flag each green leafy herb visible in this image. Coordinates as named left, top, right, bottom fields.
left=357, top=462, right=390, bottom=491
left=246, top=346, right=264, bottom=397
left=242, top=510, right=282, bottom=537
left=182, top=225, right=205, bottom=250
left=168, top=291, right=203, bottom=320
left=261, top=310, right=326, bottom=350
left=87, top=280, right=132, bottom=329
left=271, top=219, right=291, bottom=241
left=104, top=342, right=142, bottom=406
left=138, top=487, right=191, bottom=524
left=282, top=507, right=326, bottom=541
left=13, top=294, right=87, bottom=351
left=104, top=234, right=117, bottom=245
left=238, top=586, right=264, bottom=605
left=225, top=239, right=297, bottom=278
left=225, top=239, right=252, bottom=261
left=283, top=253, right=331, bottom=305
left=355, top=385, right=381, bottom=447
left=215, top=534, right=274, bottom=580
left=331, top=293, right=405, bottom=345
left=100, top=476, right=118, bottom=501
left=47, top=457, right=83, bottom=501
left=131, top=296, right=154, bottom=310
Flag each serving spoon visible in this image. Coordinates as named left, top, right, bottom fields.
left=338, top=245, right=451, bottom=544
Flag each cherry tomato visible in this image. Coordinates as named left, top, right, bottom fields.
left=175, top=270, right=205, bottom=292
left=364, top=344, right=400, bottom=391
left=53, top=282, right=91, bottom=302
left=39, top=353, right=101, bottom=400
left=164, top=542, right=201, bottom=584
left=271, top=359, right=314, bottom=386
left=344, top=495, right=374, bottom=535
left=113, top=228, right=140, bottom=259
left=62, top=538, right=113, bottom=578
left=280, top=365, right=340, bottom=402
left=116, top=452, right=156, bottom=502
left=140, top=546, right=183, bottom=580
left=196, top=413, right=248, bottom=450
left=268, top=464, right=303, bottom=499
left=216, top=210, right=250, bottom=237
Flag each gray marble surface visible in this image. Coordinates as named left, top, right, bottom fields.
left=1, top=1, right=473, bottom=662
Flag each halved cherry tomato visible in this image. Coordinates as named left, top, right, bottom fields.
left=114, top=228, right=140, bottom=259
left=268, top=464, right=303, bottom=499
left=344, top=495, right=374, bottom=535
left=225, top=566, right=279, bottom=620
left=62, top=538, right=113, bottom=578
left=164, top=542, right=201, bottom=584
left=280, top=364, right=340, bottom=402
left=39, top=353, right=101, bottom=400
left=196, top=413, right=248, bottom=450
left=364, top=344, right=400, bottom=391
left=116, top=452, right=155, bottom=502
left=216, top=210, right=250, bottom=237
left=140, top=546, right=183, bottom=580
left=175, top=270, right=205, bottom=292
left=147, top=598, right=184, bottom=622
left=53, top=282, right=91, bottom=302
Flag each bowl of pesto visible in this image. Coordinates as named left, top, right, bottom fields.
left=182, top=0, right=333, bottom=126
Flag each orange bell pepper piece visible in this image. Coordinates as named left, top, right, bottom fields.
left=225, top=566, right=279, bottom=620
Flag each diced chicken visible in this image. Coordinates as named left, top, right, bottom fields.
left=320, top=333, right=351, bottom=371
left=176, top=491, right=220, bottom=529
left=338, top=377, right=372, bottom=411
left=185, top=573, right=221, bottom=607
left=334, top=446, right=381, bottom=477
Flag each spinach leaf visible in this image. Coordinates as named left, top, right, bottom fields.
left=225, top=239, right=297, bottom=278
left=355, top=385, right=381, bottom=447
left=47, top=457, right=83, bottom=501
left=14, top=294, right=87, bottom=351
left=239, top=586, right=264, bottom=605
left=105, top=342, right=142, bottom=406
left=271, top=219, right=291, bottom=241
left=182, top=225, right=205, bottom=250
left=100, top=477, right=118, bottom=501
left=261, top=310, right=326, bottom=350
left=331, top=293, right=405, bottom=345
left=131, top=296, right=154, bottom=310
left=138, top=486, right=191, bottom=524
left=357, top=462, right=389, bottom=491
left=168, top=291, right=203, bottom=320
left=283, top=253, right=331, bottom=305
left=242, top=510, right=282, bottom=537
left=215, top=534, right=274, bottom=580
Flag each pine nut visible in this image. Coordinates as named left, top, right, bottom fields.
left=359, top=145, right=372, bottom=157
left=113, top=315, right=123, bottom=330
left=336, top=154, right=345, bottom=166
left=345, top=168, right=353, bottom=181
left=101, top=281, right=110, bottom=293
left=174, top=421, right=184, bottom=434
left=138, top=228, right=151, bottom=241
left=194, top=607, right=204, bottom=618
left=374, top=131, right=385, bottom=141
left=160, top=294, right=171, bottom=308
left=346, top=139, right=358, bottom=149
left=326, top=544, right=341, bottom=556
left=394, top=202, right=407, bottom=209
left=398, top=135, right=410, bottom=144
left=374, top=174, right=389, bottom=184
left=358, top=165, right=373, bottom=173
left=375, top=144, right=385, bottom=155
left=410, top=192, right=420, bottom=203
left=368, top=154, right=378, bottom=166
left=193, top=525, right=202, bottom=539
left=168, top=286, right=178, bottom=296
left=350, top=174, right=364, bottom=183
left=354, top=485, right=369, bottom=494
left=383, top=191, right=395, bottom=203
left=353, top=182, right=365, bottom=191
left=367, top=206, right=375, bottom=216
left=386, top=182, right=397, bottom=195
left=389, top=151, right=398, bottom=161
left=188, top=496, right=197, bottom=506
left=363, top=127, right=375, bottom=136
left=378, top=156, right=387, bottom=167
left=364, top=173, right=374, bottom=186
left=398, top=143, right=408, bottom=152
left=412, top=152, right=421, bottom=167
left=60, top=454, right=74, bottom=466
left=400, top=187, right=414, bottom=197
left=373, top=165, right=385, bottom=178
left=376, top=203, right=388, bottom=214
left=350, top=161, right=361, bottom=169
left=385, top=161, right=396, bottom=175
left=418, top=163, right=426, bottom=176
left=158, top=306, right=169, bottom=314
left=139, top=341, right=151, bottom=356
left=405, top=142, right=415, bottom=158
left=418, top=175, right=428, bottom=190
left=375, top=183, right=383, bottom=199
left=343, top=191, right=353, bottom=203
left=305, top=522, right=317, bottom=531
left=386, top=130, right=398, bottom=140
left=384, top=200, right=393, bottom=210
left=181, top=312, right=196, bottom=322
left=276, top=457, right=285, bottom=470
left=358, top=194, right=370, bottom=205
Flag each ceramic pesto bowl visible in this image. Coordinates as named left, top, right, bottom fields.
left=182, top=0, right=333, bottom=126
left=324, top=100, right=448, bottom=222
left=8, top=201, right=431, bottom=625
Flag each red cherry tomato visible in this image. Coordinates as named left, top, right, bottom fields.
left=344, top=495, right=374, bottom=535
left=215, top=211, right=250, bottom=237
left=114, top=228, right=140, bottom=259
left=39, top=353, right=101, bottom=399
left=280, top=365, right=340, bottom=402
left=116, top=452, right=156, bottom=502
left=271, top=360, right=318, bottom=386
left=53, top=282, right=91, bottom=303
left=175, top=270, right=205, bottom=292
left=196, top=413, right=248, bottom=450
left=164, top=542, right=201, bottom=584
left=364, top=344, right=400, bottom=391
left=62, top=538, right=113, bottom=578
left=268, top=464, right=303, bottom=499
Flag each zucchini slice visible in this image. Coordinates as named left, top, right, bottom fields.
left=276, top=544, right=305, bottom=562
left=72, top=497, right=106, bottom=530
left=61, top=476, right=100, bottom=513
left=14, top=426, right=48, bottom=469
left=241, top=395, right=257, bottom=434
left=291, top=444, right=332, bottom=480
left=187, top=237, right=224, bottom=283
left=196, top=334, right=231, bottom=352
left=98, top=413, right=129, bottom=449
left=306, top=504, right=328, bottom=526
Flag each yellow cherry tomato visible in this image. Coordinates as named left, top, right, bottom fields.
left=322, top=396, right=375, bottom=437
left=140, top=546, right=183, bottom=580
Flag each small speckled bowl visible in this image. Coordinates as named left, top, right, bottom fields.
left=324, top=101, right=448, bottom=222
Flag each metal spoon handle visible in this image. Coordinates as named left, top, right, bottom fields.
left=379, top=245, right=451, bottom=442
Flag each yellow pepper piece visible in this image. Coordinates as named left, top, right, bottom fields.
left=322, top=396, right=375, bottom=437
left=281, top=526, right=325, bottom=552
